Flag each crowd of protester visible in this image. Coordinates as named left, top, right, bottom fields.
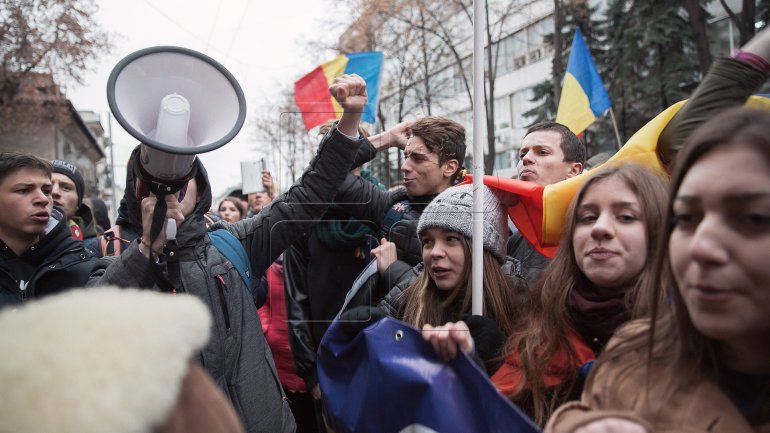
left=1, top=27, right=769, bottom=433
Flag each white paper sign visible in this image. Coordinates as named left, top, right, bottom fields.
left=241, top=160, right=266, bottom=194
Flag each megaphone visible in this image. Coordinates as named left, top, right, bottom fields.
left=107, top=46, right=246, bottom=197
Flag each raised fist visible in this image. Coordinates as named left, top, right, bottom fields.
left=329, top=74, right=367, bottom=113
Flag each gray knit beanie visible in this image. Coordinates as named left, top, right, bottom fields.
left=417, top=184, right=507, bottom=264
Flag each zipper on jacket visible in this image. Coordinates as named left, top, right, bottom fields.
left=214, top=274, right=231, bottom=330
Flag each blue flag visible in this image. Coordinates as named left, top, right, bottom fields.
left=318, top=317, right=542, bottom=433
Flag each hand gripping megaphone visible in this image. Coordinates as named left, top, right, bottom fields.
left=107, top=46, right=246, bottom=200
left=106, top=46, right=246, bottom=293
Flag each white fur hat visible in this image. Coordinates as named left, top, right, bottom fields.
left=0, top=287, right=212, bottom=433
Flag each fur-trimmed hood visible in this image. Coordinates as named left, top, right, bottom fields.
left=0, top=287, right=212, bottom=433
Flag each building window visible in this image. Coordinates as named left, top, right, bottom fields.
left=707, top=17, right=737, bottom=57
left=497, top=16, right=555, bottom=76
left=494, top=95, right=512, bottom=130
left=513, top=88, right=537, bottom=128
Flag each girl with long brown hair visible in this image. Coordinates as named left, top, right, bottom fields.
left=546, top=107, right=770, bottom=433
left=354, top=183, right=522, bottom=369
left=217, top=196, right=247, bottom=223
left=492, top=164, right=669, bottom=426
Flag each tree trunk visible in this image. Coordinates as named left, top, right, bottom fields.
left=740, top=0, right=756, bottom=45
left=419, top=7, right=433, bottom=115
left=484, top=0, right=495, bottom=175
left=657, top=44, right=669, bottom=112
left=720, top=0, right=756, bottom=45
left=685, top=0, right=713, bottom=75
left=552, top=0, right=563, bottom=104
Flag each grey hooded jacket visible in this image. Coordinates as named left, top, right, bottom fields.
left=89, top=125, right=363, bottom=433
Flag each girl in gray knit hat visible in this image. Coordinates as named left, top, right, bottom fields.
left=380, top=183, right=524, bottom=370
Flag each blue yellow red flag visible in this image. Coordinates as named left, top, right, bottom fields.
left=556, top=28, right=611, bottom=135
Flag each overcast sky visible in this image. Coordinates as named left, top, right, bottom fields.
left=69, top=0, right=347, bottom=202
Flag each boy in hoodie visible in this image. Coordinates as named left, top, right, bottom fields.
left=88, top=74, right=368, bottom=433
left=0, top=153, right=95, bottom=308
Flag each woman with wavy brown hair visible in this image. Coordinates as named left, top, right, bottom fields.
left=419, top=164, right=669, bottom=426
left=490, top=163, right=669, bottom=426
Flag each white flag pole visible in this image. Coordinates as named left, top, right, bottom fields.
left=471, top=0, right=486, bottom=316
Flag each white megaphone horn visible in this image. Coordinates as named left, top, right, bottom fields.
left=107, top=46, right=246, bottom=195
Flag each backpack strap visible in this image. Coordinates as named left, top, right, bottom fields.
left=208, top=229, right=254, bottom=295
left=380, top=200, right=411, bottom=238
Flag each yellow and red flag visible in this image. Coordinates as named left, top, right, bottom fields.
left=476, top=95, right=770, bottom=258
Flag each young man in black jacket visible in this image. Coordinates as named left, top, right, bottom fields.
left=284, top=114, right=467, bottom=408
left=88, top=74, right=369, bottom=433
left=0, top=153, right=94, bottom=308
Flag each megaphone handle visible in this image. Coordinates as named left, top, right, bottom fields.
left=145, top=195, right=178, bottom=294
left=164, top=218, right=180, bottom=292
left=165, top=238, right=181, bottom=294
left=148, top=196, right=169, bottom=245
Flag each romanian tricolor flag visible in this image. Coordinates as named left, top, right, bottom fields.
left=294, top=51, right=383, bottom=130
left=555, top=28, right=611, bottom=135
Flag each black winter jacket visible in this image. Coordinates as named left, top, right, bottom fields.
left=332, top=176, right=438, bottom=307
left=89, top=125, right=363, bottom=433
left=0, top=208, right=94, bottom=308
left=283, top=210, right=375, bottom=389
left=506, top=229, right=550, bottom=286
left=284, top=136, right=437, bottom=390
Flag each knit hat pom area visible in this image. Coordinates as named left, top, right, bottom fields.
left=417, top=184, right=507, bottom=264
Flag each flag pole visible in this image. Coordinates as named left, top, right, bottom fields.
left=609, top=107, right=623, bottom=149
left=471, top=0, right=486, bottom=316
